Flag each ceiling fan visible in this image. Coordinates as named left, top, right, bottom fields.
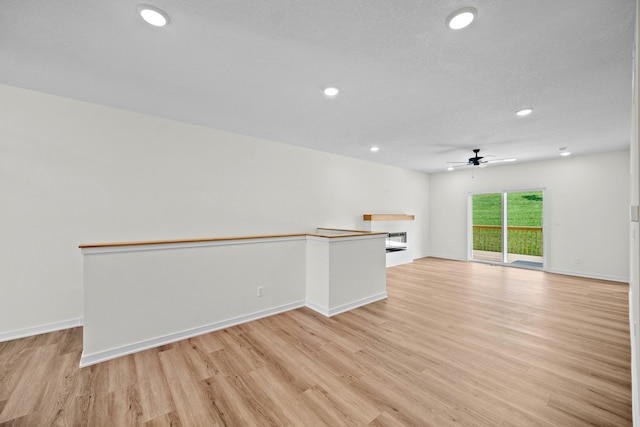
left=446, top=148, right=516, bottom=169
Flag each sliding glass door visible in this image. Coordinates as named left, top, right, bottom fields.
left=471, top=193, right=503, bottom=262
left=470, top=190, right=544, bottom=269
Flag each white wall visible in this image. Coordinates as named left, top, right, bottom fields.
left=629, top=1, right=639, bottom=423
left=82, top=237, right=309, bottom=366
left=429, top=150, right=630, bottom=281
left=0, top=84, right=430, bottom=338
left=81, top=232, right=386, bottom=366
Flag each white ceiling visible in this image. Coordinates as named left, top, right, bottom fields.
left=1, top=0, right=635, bottom=173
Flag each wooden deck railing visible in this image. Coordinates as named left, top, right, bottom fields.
left=473, top=225, right=543, bottom=256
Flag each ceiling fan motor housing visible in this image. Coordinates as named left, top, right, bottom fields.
left=469, top=149, right=483, bottom=165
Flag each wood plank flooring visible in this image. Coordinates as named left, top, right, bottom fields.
left=0, top=257, right=632, bottom=426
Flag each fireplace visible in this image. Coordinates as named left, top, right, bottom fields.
left=363, top=214, right=415, bottom=267
left=386, top=232, right=407, bottom=253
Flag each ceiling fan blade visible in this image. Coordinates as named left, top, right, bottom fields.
left=485, top=158, right=517, bottom=164
left=446, top=149, right=511, bottom=168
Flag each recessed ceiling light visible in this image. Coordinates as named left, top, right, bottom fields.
left=561, top=152, right=571, bottom=157
left=138, top=5, right=169, bottom=27
left=447, top=167, right=454, bottom=171
left=516, top=108, right=533, bottom=117
left=370, top=146, right=379, bottom=152
left=446, top=7, right=477, bottom=30
left=324, top=87, right=339, bottom=97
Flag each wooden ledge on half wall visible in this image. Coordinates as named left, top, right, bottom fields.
left=79, top=229, right=387, bottom=249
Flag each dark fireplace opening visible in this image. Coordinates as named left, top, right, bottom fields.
left=386, top=232, right=407, bottom=253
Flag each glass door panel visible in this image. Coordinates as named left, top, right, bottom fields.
left=506, top=191, right=543, bottom=268
left=471, top=193, right=503, bottom=262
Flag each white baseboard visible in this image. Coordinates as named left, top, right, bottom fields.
left=305, top=301, right=330, bottom=317
left=79, top=301, right=305, bottom=367
left=326, top=293, right=388, bottom=317
left=631, top=289, right=639, bottom=427
left=305, top=293, right=387, bottom=317
left=547, top=268, right=628, bottom=283
left=5, top=293, right=388, bottom=367
left=421, top=255, right=629, bottom=283
left=0, top=317, right=83, bottom=343
left=422, top=254, right=467, bottom=262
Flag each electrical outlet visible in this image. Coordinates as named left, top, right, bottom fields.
left=575, top=257, right=581, bottom=264
left=257, top=286, right=264, bottom=297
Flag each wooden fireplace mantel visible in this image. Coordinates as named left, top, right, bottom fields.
left=363, top=214, right=415, bottom=221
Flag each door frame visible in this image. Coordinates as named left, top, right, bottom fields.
left=467, top=188, right=548, bottom=271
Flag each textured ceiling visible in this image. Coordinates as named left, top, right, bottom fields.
left=0, top=0, right=635, bottom=172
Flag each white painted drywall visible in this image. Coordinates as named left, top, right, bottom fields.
left=81, top=232, right=386, bottom=365
left=306, top=232, right=387, bottom=316
left=83, top=238, right=307, bottom=358
left=305, top=237, right=331, bottom=311
left=0, top=84, right=429, bottom=338
left=429, top=150, right=630, bottom=281
left=629, top=1, right=639, bottom=423
left=327, top=237, right=387, bottom=311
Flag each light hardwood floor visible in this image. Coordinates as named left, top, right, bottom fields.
left=0, top=257, right=632, bottom=426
